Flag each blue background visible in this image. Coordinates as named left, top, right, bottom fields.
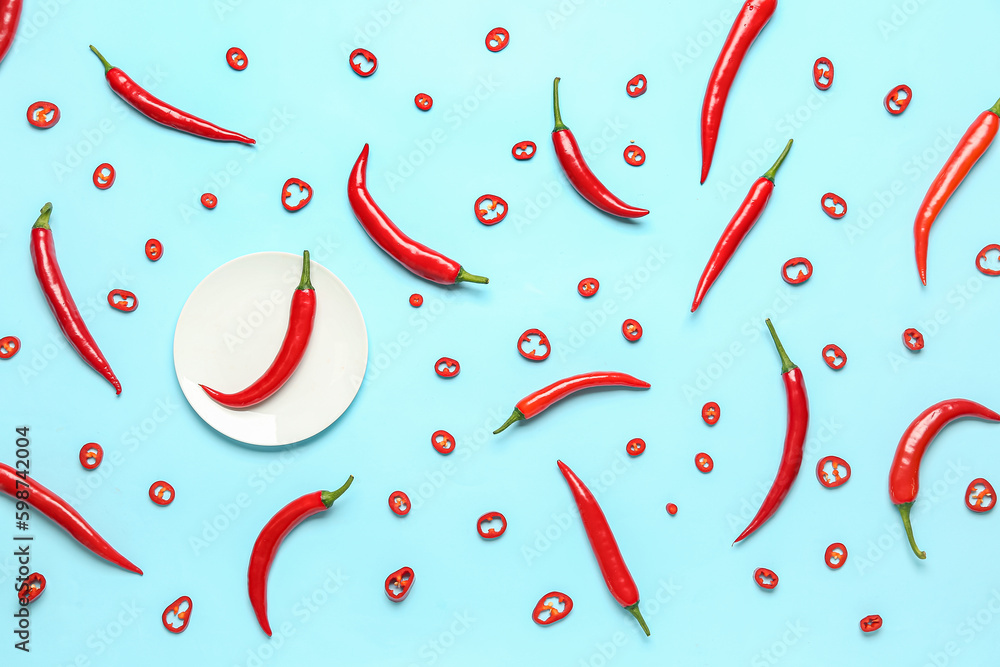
left=3, top=0, right=1000, bottom=665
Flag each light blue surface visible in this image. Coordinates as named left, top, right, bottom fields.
left=3, top=0, right=1000, bottom=664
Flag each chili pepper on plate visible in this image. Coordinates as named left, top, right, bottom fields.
left=248, top=475, right=352, bottom=636
left=348, top=144, right=489, bottom=285
left=0, top=0, right=21, bottom=66
left=889, top=399, right=1000, bottom=559
left=89, top=46, right=255, bottom=144
left=30, top=203, right=121, bottom=394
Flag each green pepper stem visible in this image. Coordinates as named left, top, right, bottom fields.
left=762, top=139, right=793, bottom=182
left=89, top=45, right=114, bottom=75
left=897, top=502, right=926, bottom=559
left=320, top=475, right=354, bottom=508
left=552, top=77, right=568, bottom=132
left=626, top=603, right=650, bottom=636
left=33, top=202, right=53, bottom=230
left=297, top=250, right=314, bottom=290
left=456, top=267, right=489, bottom=284
left=492, top=409, right=525, bottom=434
left=989, top=96, right=1000, bottom=117
left=764, top=318, right=797, bottom=374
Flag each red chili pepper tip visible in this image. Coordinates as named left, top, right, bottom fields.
left=902, top=328, right=924, bottom=352
left=226, top=47, right=248, bottom=71
left=822, top=344, right=846, bottom=370
left=414, top=93, right=433, bottom=111
left=665, top=503, right=678, bottom=515
left=976, top=244, right=1000, bottom=276
left=385, top=567, right=415, bottom=601
left=518, top=329, right=551, bottom=361
left=26, top=101, right=60, bottom=129
left=431, top=429, right=455, bottom=455
left=824, top=542, right=847, bottom=569
left=512, top=141, right=536, bottom=160
left=18, top=572, right=46, bottom=604
left=200, top=193, right=217, bottom=209
left=577, top=277, right=599, bottom=297
left=79, top=443, right=104, bottom=470
left=782, top=257, right=813, bottom=284
left=965, top=478, right=996, bottom=513
left=860, top=615, right=883, bottom=633
left=477, top=512, right=508, bottom=539
left=626, top=438, right=646, bottom=457
left=626, top=74, right=647, bottom=98
left=816, top=455, right=851, bottom=489
left=93, top=163, right=116, bottom=190
left=0, top=336, right=21, bottom=360
left=532, top=591, right=573, bottom=625
left=702, top=401, right=720, bottom=425
left=409, top=293, right=423, bottom=308
left=884, top=85, right=912, bottom=115
left=349, top=48, right=377, bottom=76
left=813, top=57, right=833, bottom=90
left=622, top=319, right=643, bottom=342
left=695, top=452, right=714, bottom=473
left=149, top=481, right=176, bottom=506
left=485, top=27, right=509, bottom=52
left=145, top=238, right=163, bottom=261
left=475, top=194, right=508, bottom=226
left=753, top=567, right=778, bottom=590
left=389, top=491, right=411, bottom=516
left=162, top=596, right=193, bottom=634
left=821, top=192, right=847, bottom=219
left=624, top=145, right=646, bottom=166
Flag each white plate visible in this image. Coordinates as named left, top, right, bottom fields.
left=173, top=252, right=367, bottom=446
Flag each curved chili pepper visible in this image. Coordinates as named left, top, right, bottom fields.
left=700, top=0, right=777, bottom=184
left=493, top=371, right=651, bottom=434
left=0, top=462, right=141, bottom=574
left=0, top=0, right=21, bottom=67
left=200, top=251, right=315, bottom=408
left=30, top=203, right=121, bottom=394
left=89, top=46, right=255, bottom=144
left=551, top=78, right=648, bottom=219
left=348, top=144, right=489, bottom=285
left=734, top=319, right=808, bottom=544
left=162, top=596, right=193, bottom=634
left=248, top=475, right=352, bottom=636
left=691, top=140, right=792, bottom=311
left=532, top=592, right=573, bottom=625
left=558, top=460, right=648, bottom=635
left=914, top=96, right=1000, bottom=285
left=385, top=566, right=414, bottom=601
left=889, top=399, right=1000, bottom=559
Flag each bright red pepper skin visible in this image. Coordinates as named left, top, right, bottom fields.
left=493, top=372, right=651, bottom=434
left=734, top=319, right=808, bottom=544
left=700, top=0, right=777, bottom=184
left=30, top=203, right=121, bottom=394
left=551, top=78, right=648, bottom=219
left=348, top=144, right=488, bottom=285
left=914, top=97, right=1000, bottom=285
left=201, top=251, right=316, bottom=408
left=89, top=46, right=255, bottom=144
left=0, top=0, right=21, bottom=66
left=691, top=139, right=792, bottom=311
left=889, top=399, right=1000, bottom=559
left=0, top=462, right=141, bottom=574
left=557, top=460, right=649, bottom=636
left=248, top=476, right=352, bottom=636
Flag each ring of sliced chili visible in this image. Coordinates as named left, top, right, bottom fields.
left=665, top=503, right=678, bottom=515
left=107, top=289, right=138, bottom=312
left=389, top=491, right=410, bottom=516
left=884, top=85, right=912, bottom=115
left=626, top=74, right=647, bottom=97
left=93, top=163, right=115, bottom=189
left=145, top=238, right=162, bottom=261
left=781, top=257, right=812, bottom=284
left=18, top=572, right=45, bottom=604
left=860, top=615, right=882, bottom=633
left=695, top=452, right=714, bottom=473
left=200, top=193, right=217, bottom=209
left=512, top=141, right=536, bottom=160
left=976, top=244, right=1000, bottom=276
left=79, top=443, right=103, bottom=470
left=162, top=596, right=193, bottom=634
left=435, top=357, right=460, bottom=378
left=282, top=178, right=312, bottom=212
left=431, top=430, right=455, bottom=455
left=532, top=591, right=573, bottom=625
left=0, top=336, right=21, bottom=360
left=821, top=192, right=847, bottom=219
left=622, top=319, right=643, bottom=342
left=902, top=328, right=924, bottom=351
left=824, top=543, right=847, bottom=569
left=485, top=27, right=509, bottom=52
left=702, top=401, right=720, bottom=425
left=414, top=93, right=433, bottom=111
left=816, top=455, right=851, bottom=488
left=822, top=344, right=846, bottom=370
left=965, top=478, right=995, bottom=513
left=475, top=194, right=507, bottom=225
left=226, top=47, right=248, bottom=71
left=385, top=567, right=415, bottom=601
left=626, top=438, right=646, bottom=457
left=349, top=48, right=377, bottom=77
left=518, top=329, right=551, bottom=361
left=26, top=101, right=59, bottom=128
left=813, top=57, right=833, bottom=90
left=624, top=145, right=645, bottom=166
left=477, top=512, right=507, bottom=539
left=578, top=277, right=599, bottom=297
left=409, top=293, right=423, bottom=307
left=753, top=567, right=778, bottom=590
left=149, top=481, right=175, bottom=506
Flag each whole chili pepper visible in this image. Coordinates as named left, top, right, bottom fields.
left=0, top=462, right=141, bottom=574
left=348, top=144, right=489, bottom=285
left=201, top=251, right=315, bottom=408
left=734, top=319, right=808, bottom=544
left=889, top=399, right=1000, bottom=559
left=0, top=0, right=20, bottom=66
left=690, top=139, right=792, bottom=311
left=30, top=203, right=121, bottom=394
left=89, top=46, right=255, bottom=144
left=557, top=460, right=649, bottom=636
left=493, top=371, right=651, bottom=434
left=551, top=78, right=648, bottom=219
left=248, top=475, right=353, bottom=636
left=700, top=0, right=777, bottom=184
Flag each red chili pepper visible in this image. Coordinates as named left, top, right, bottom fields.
left=822, top=344, right=846, bottom=370
left=26, top=101, right=59, bottom=128
left=475, top=194, right=508, bottom=225
left=385, top=567, right=415, bottom=602
left=518, top=329, right=551, bottom=361
left=532, top=591, right=573, bottom=625
left=695, top=452, right=714, bottom=473
left=557, top=460, right=649, bottom=635
left=665, top=503, right=678, bottom=515
left=551, top=78, right=649, bottom=218
left=902, top=328, right=924, bottom=352
left=248, top=476, right=352, bottom=635
left=890, top=399, right=1000, bottom=559
left=700, top=0, right=777, bottom=183
left=79, top=443, right=103, bottom=470
left=626, top=438, right=646, bottom=457
left=349, top=48, right=377, bottom=76
left=349, top=145, right=489, bottom=284
left=30, top=203, right=121, bottom=394
left=753, top=567, right=778, bottom=590
left=781, top=257, right=812, bottom=285
left=281, top=178, right=312, bottom=212
left=0, top=461, right=141, bottom=573
left=485, top=27, right=509, bottom=52
left=512, top=141, right=536, bottom=160
left=914, top=96, right=1000, bottom=285
left=389, top=491, right=410, bottom=516
left=226, top=47, right=247, bottom=71
left=107, top=289, right=138, bottom=312
left=860, top=615, right=882, bottom=633
left=816, top=455, right=851, bottom=489
left=690, top=140, right=793, bottom=311
left=18, top=572, right=44, bottom=604
left=824, top=543, right=847, bottom=569
left=884, top=84, right=912, bottom=115
left=162, top=596, right=193, bottom=634
left=93, top=163, right=115, bottom=189
left=0, top=335, right=20, bottom=360
left=414, top=93, right=433, bottom=111
left=200, top=193, right=217, bottom=209
left=431, top=430, right=455, bottom=455
left=702, top=401, right=720, bottom=425
left=409, top=293, right=423, bottom=307
left=0, top=0, right=21, bottom=67
left=734, top=320, right=808, bottom=544
left=477, top=512, right=507, bottom=539
left=626, top=74, right=647, bottom=98
left=149, top=481, right=175, bottom=506
left=621, top=319, right=643, bottom=342
left=200, top=251, right=316, bottom=408
left=494, top=372, right=651, bottom=434
left=965, top=478, right=995, bottom=513
left=976, top=243, right=1000, bottom=276
left=145, top=238, right=162, bottom=261
left=578, top=277, right=599, bottom=297
left=623, top=145, right=645, bottom=166
left=435, top=357, right=460, bottom=378
left=813, top=57, right=833, bottom=90
left=821, top=192, right=847, bottom=219
left=90, top=46, right=254, bottom=144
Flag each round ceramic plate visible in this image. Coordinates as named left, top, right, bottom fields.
left=173, top=252, right=367, bottom=446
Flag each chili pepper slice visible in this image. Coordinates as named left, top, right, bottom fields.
left=822, top=344, right=846, bottom=370
left=226, top=47, right=248, bottom=71
left=409, top=293, right=423, bottom=307
left=107, top=289, right=138, bottom=312
left=624, top=145, right=645, bottom=166
left=79, top=443, right=103, bottom=470
left=860, top=615, right=882, bottom=633
left=824, top=543, right=847, bottom=569
left=200, top=193, right=217, bottom=209
left=0, top=336, right=20, bottom=360
left=93, top=163, right=115, bottom=190
left=431, top=430, right=455, bottom=455
left=813, top=57, right=833, bottom=90
left=18, top=572, right=45, bottom=604
left=965, top=478, right=995, bottom=513
left=816, top=456, right=851, bottom=489
left=781, top=257, right=813, bottom=285
left=385, top=567, right=415, bottom=602
left=665, top=503, right=678, bottom=515
left=149, top=481, right=175, bottom=506
left=976, top=244, right=1000, bottom=276
left=282, top=178, right=312, bottom=212
left=626, top=74, right=647, bottom=98
left=532, top=591, right=573, bottom=625
left=702, top=401, right=720, bottom=425
left=477, top=512, right=507, bottom=539
left=695, top=452, right=714, bottom=473
left=143, top=239, right=162, bottom=262
left=512, top=140, right=536, bottom=160
left=821, top=192, right=847, bottom=219
left=162, top=596, right=193, bottom=634
left=578, top=277, right=599, bottom=297
left=475, top=194, right=508, bottom=226
left=435, top=357, right=460, bottom=378
left=389, top=491, right=410, bottom=516
left=518, top=329, right=551, bottom=361
left=414, top=93, right=433, bottom=111
left=626, top=438, right=646, bottom=457
left=485, top=27, right=509, bottom=52
left=621, top=319, right=643, bottom=341
left=902, top=328, right=924, bottom=352
left=349, top=48, right=377, bottom=77
left=26, top=101, right=60, bottom=128
left=884, top=84, right=912, bottom=115
left=753, top=567, right=778, bottom=590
